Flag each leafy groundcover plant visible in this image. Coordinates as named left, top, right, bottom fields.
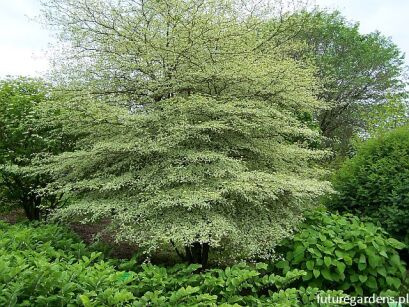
left=273, top=211, right=407, bottom=296
left=0, top=221, right=345, bottom=306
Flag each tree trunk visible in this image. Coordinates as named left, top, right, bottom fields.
left=181, top=242, right=210, bottom=268
left=22, top=195, right=41, bottom=221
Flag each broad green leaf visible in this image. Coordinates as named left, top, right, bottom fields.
left=336, top=261, right=346, bottom=274
left=324, top=256, right=331, bottom=267
left=358, top=275, right=367, bottom=283
left=366, top=276, right=378, bottom=289
left=321, top=269, right=332, bottom=281
left=306, top=260, right=314, bottom=270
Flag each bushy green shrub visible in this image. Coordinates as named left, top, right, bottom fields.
left=273, top=211, right=407, bottom=296
left=330, top=126, right=409, bottom=243
left=0, top=221, right=345, bottom=306
left=0, top=221, right=89, bottom=258
left=0, top=77, right=70, bottom=220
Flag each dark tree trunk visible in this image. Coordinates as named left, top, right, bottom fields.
left=201, top=243, right=209, bottom=267
left=179, top=242, right=210, bottom=268
left=184, top=246, right=194, bottom=263
left=22, top=194, right=41, bottom=221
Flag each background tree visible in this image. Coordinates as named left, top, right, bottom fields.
left=0, top=77, right=71, bottom=220
left=35, top=0, right=332, bottom=265
left=359, top=94, right=408, bottom=137
left=0, top=77, right=48, bottom=164
left=293, top=10, right=407, bottom=155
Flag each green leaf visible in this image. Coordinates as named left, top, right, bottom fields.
left=313, top=269, right=320, bottom=278
left=309, top=248, right=322, bottom=257
left=377, top=266, right=387, bottom=277
left=380, top=250, right=389, bottom=258
left=343, top=243, right=355, bottom=251
left=358, top=262, right=367, bottom=271
left=340, top=282, right=351, bottom=291
left=359, top=254, right=366, bottom=264
left=358, top=242, right=367, bottom=250
left=392, top=278, right=402, bottom=289
left=331, top=271, right=342, bottom=282
left=390, top=254, right=401, bottom=267
left=343, top=256, right=353, bottom=266
left=350, top=274, right=359, bottom=283
left=366, top=276, right=378, bottom=289
left=387, top=238, right=406, bottom=250
left=335, top=250, right=345, bottom=259
left=303, top=271, right=313, bottom=281
left=80, top=295, right=92, bottom=307
left=255, top=263, right=268, bottom=270
left=336, top=261, right=346, bottom=274
left=354, top=285, right=363, bottom=296
left=368, top=254, right=381, bottom=268
left=386, top=277, right=402, bottom=289
left=358, top=275, right=367, bottom=283
left=324, top=256, right=331, bottom=267
left=306, top=260, right=314, bottom=270
left=293, top=245, right=305, bottom=264
left=321, top=269, right=332, bottom=281
left=275, top=260, right=289, bottom=271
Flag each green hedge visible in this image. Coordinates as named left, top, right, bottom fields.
left=330, top=126, right=409, bottom=243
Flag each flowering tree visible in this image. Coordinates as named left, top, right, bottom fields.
left=36, top=0, right=332, bottom=265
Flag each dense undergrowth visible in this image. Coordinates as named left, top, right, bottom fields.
left=0, top=221, right=348, bottom=306
left=2, top=212, right=408, bottom=306
left=274, top=211, right=407, bottom=297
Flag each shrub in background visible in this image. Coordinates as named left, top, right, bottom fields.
left=329, top=126, right=409, bottom=243
left=0, top=77, right=70, bottom=220
left=273, top=211, right=407, bottom=296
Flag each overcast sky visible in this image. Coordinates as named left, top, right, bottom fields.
left=0, top=0, right=408, bottom=77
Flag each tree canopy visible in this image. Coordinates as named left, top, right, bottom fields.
left=40, top=2, right=408, bottom=155
left=293, top=10, right=407, bottom=153
left=0, top=77, right=48, bottom=164
left=31, top=0, right=332, bottom=264
left=0, top=77, right=71, bottom=220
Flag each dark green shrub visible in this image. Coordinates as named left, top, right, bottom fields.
left=273, top=211, right=407, bottom=296
left=0, top=221, right=345, bottom=306
left=329, top=126, right=409, bottom=243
